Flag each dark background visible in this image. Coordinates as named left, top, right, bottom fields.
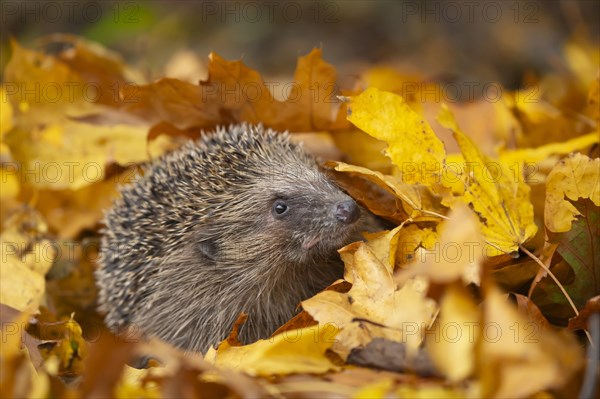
left=2, top=1, right=599, bottom=91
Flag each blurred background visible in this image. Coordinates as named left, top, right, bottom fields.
left=2, top=0, right=599, bottom=90
left=1, top=0, right=599, bottom=372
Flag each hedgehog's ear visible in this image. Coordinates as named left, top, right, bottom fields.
left=195, top=237, right=219, bottom=261
left=191, top=222, right=221, bottom=261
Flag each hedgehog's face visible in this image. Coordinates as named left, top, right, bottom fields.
left=260, top=170, right=371, bottom=265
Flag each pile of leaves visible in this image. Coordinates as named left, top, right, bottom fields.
left=1, top=34, right=599, bottom=398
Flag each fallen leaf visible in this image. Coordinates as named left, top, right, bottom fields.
left=0, top=208, right=54, bottom=311
left=486, top=254, right=539, bottom=293
left=498, top=132, right=598, bottom=167
left=479, top=288, right=583, bottom=398
left=394, top=224, right=438, bottom=265
left=303, top=241, right=437, bottom=359
left=31, top=175, right=125, bottom=238
left=426, top=285, right=479, bottom=382
left=125, top=48, right=347, bottom=133
left=396, top=204, right=484, bottom=286
left=506, top=84, right=591, bottom=148
left=568, top=295, right=600, bottom=331
left=38, top=316, right=88, bottom=377
left=533, top=198, right=600, bottom=324
left=5, top=121, right=150, bottom=190
left=0, top=308, right=49, bottom=399
left=207, top=325, right=338, bottom=376
left=512, top=293, right=550, bottom=333
left=329, top=130, right=392, bottom=173
left=544, top=153, right=600, bottom=233
left=329, top=161, right=446, bottom=222
left=345, top=87, right=446, bottom=187
left=438, top=105, right=538, bottom=255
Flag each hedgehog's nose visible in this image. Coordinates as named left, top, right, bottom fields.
left=335, top=200, right=360, bottom=224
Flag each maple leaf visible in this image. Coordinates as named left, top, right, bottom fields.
left=124, top=48, right=347, bottom=133
left=302, top=240, right=437, bottom=360
left=533, top=199, right=600, bottom=324
left=438, top=105, right=538, bottom=255
left=544, top=153, right=600, bottom=233
left=345, top=87, right=447, bottom=188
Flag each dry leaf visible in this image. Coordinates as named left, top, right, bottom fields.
left=207, top=324, right=338, bottom=376
left=329, top=161, right=445, bottom=222
left=425, top=285, right=479, bottom=382
left=303, top=241, right=437, bottom=359
left=0, top=209, right=54, bottom=311
left=438, top=105, right=538, bottom=255
left=479, top=288, right=583, bottom=398
left=396, top=204, right=484, bottom=286
left=545, top=153, right=600, bottom=232
left=346, top=87, right=446, bottom=187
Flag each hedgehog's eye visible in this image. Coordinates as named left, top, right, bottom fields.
left=273, top=200, right=289, bottom=217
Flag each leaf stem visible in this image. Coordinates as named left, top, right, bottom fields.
left=519, top=245, right=594, bottom=345
left=421, top=209, right=450, bottom=220
left=519, top=245, right=579, bottom=317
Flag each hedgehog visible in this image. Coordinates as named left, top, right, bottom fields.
left=96, top=124, right=384, bottom=353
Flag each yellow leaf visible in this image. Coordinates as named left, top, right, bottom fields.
left=499, top=132, right=599, bottom=166
left=438, top=105, right=537, bottom=255
left=303, top=242, right=437, bottom=359
left=39, top=316, right=88, bottom=376
left=363, top=224, right=405, bottom=272
left=0, top=257, right=46, bottom=312
left=564, top=41, right=600, bottom=88
left=331, top=161, right=445, bottom=221
left=330, top=130, right=392, bottom=173
left=4, top=40, right=92, bottom=126
left=395, top=386, right=466, bottom=399
left=1, top=86, right=14, bottom=138
left=346, top=87, right=446, bottom=186
left=33, top=176, right=123, bottom=239
left=504, top=83, right=590, bottom=148
left=479, top=288, right=583, bottom=398
left=113, top=366, right=162, bottom=399
left=394, top=224, right=438, bottom=264
left=353, top=378, right=394, bottom=399
left=426, top=285, right=479, bottom=382
left=544, top=153, right=600, bottom=232
left=5, top=121, right=149, bottom=190
left=1, top=86, right=14, bottom=160
left=396, top=204, right=484, bottom=286
left=0, top=166, right=19, bottom=201
left=0, top=210, right=54, bottom=311
left=60, top=317, right=87, bottom=375
left=208, top=325, right=338, bottom=376
left=360, top=66, right=428, bottom=113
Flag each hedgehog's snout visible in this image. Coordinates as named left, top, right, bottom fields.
left=333, top=199, right=360, bottom=225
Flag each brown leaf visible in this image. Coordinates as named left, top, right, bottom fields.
left=124, top=49, right=348, bottom=133
left=512, top=293, right=550, bottom=333
left=533, top=198, right=600, bottom=325
left=486, top=254, right=539, bottom=294
left=79, top=327, right=138, bottom=398
left=568, top=295, right=600, bottom=331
